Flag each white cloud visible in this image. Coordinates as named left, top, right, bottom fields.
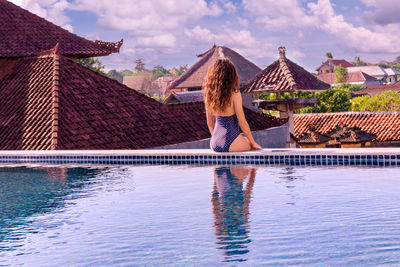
left=136, top=34, right=177, bottom=49
left=184, top=25, right=275, bottom=59
left=221, top=0, right=236, bottom=14
left=70, top=0, right=222, bottom=32
left=243, top=0, right=315, bottom=31
left=244, top=0, right=400, bottom=54
left=361, top=0, right=400, bottom=25
left=292, top=49, right=305, bottom=58
left=9, top=0, right=73, bottom=32
left=238, top=17, right=249, bottom=27
left=308, top=0, right=400, bottom=53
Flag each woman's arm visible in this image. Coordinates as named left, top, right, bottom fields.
left=205, top=106, right=215, bottom=134
left=233, top=92, right=261, bottom=149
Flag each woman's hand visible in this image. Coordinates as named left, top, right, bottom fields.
left=251, top=142, right=262, bottom=150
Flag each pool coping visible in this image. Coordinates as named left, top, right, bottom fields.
left=0, top=148, right=399, bottom=167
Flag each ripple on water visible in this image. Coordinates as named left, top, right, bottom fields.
left=0, top=166, right=400, bottom=266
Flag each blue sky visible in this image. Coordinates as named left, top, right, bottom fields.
left=11, top=0, right=400, bottom=72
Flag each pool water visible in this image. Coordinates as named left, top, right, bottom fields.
left=1, top=165, right=400, bottom=266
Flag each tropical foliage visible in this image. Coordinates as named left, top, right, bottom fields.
left=334, top=65, right=348, bottom=84
left=351, top=91, right=400, bottom=112
left=77, top=58, right=106, bottom=75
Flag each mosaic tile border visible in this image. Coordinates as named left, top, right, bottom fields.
left=0, top=153, right=399, bottom=167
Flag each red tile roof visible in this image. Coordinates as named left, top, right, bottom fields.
left=297, top=130, right=330, bottom=144
left=315, top=59, right=353, bottom=71
left=294, top=112, right=400, bottom=142
left=0, top=46, right=285, bottom=150
left=327, top=125, right=375, bottom=143
left=244, top=47, right=330, bottom=93
left=0, top=0, right=122, bottom=58
left=317, top=71, right=377, bottom=85
left=352, top=81, right=400, bottom=97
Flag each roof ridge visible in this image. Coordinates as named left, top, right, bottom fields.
left=217, top=46, right=225, bottom=58
left=295, top=111, right=400, bottom=116
left=279, top=58, right=297, bottom=90
left=168, top=47, right=215, bottom=89
left=50, top=48, right=60, bottom=150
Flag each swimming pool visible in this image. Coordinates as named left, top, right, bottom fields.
left=1, top=165, right=400, bottom=265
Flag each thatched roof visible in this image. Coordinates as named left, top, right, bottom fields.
left=243, top=47, right=330, bottom=93
left=168, top=45, right=261, bottom=90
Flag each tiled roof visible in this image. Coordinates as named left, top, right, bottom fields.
left=168, top=45, right=261, bottom=89
left=317, top=71, right=378, bottom=85
left=327, top=125, right=375, bottom=143
left=352, top=81, right=400, bottom=97
left=347, top=66, right=387, bottom=79
left=0, top=46, right=285, bottom=150
left=294, top=112, right=400, bottom=142
left=244, top=47, right=330, bottom=93
left=384, top=68, right=400, bottom=76
left=0, top=0, right=122, bottom=58
left=297, top=130, right=330, bottom=144
left=164, top=90, right=204, bottom=104
left=315, top=59, right=353, bottom=71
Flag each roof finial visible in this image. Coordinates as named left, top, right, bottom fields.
left=279, top=46, right=286, bottom=58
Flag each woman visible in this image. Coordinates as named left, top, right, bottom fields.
left=203, top=58, right=262, bottom=152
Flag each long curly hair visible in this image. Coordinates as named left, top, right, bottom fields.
left=203, top=58, right=240, bottom=113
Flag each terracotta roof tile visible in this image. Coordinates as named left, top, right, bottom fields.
left=0, top=0, right=122, bottom=58
left=294, top=112, right=400, bottom=142
left=0, top=47, right=286, bottom=150
left=244, top=47, right=330, bottom=93
left=317, top=71, right=378, bottom=85
left=315, top=59, right=353, bottom=72
left=352, top=81, right=400, bottom=97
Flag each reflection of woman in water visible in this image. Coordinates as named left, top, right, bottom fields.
left=211, top=166, right=256, bottom=262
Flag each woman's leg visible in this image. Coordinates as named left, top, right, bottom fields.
left=229, top=134, right=251, bottom=152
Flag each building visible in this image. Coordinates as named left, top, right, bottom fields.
left=296, top=125, right=375, bottom=148
left=316, top=59, right=353, bottom=74
left=347, top=66, right=399, bottom=84
left=0, top=0, right=122, bottom=60
left=317, top=71, right=380, bottom=87
left=154, top=76, right=178, bottom=95
left=294, top=112, right=400, bottom=147
left=243, top=47, right=330, bottom=147
left=352, top=81, right=400, bottom=97
left=122, top=74, right=157, bottom=95
left=164, top=91, right=204, bottom=104
left=383, top=68, right=400, bottom=84
left=168, top=45, right=261, bottom=92
left=0, top=45, right=286, bottom=150
left=0, top=0, right=287, bottom=150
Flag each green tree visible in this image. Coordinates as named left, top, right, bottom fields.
left=326, top=52, right=333, bottom=59
left=333, top=83, right=365, bottom=92
left=175, top=65, right=188, bottom=76
left=309, top=87, right=351, bottom=113
left=119, top=69, right=134, bottom=76
left=334, top=65, right=348, bottom=84
left=152, top=65, right=171, bottom=78
left=107, top=69, right=123, bottom=82
left=351, top=91, right=400, bottom=112
left=134, top=58, right=145, bottom=73
left=77, top=58, right=106, bottom=75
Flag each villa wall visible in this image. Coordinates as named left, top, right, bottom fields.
left=156, top=125, right=289, bottom=149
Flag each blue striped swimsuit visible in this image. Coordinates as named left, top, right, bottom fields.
left=211, top=114, right=241, bottom=152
